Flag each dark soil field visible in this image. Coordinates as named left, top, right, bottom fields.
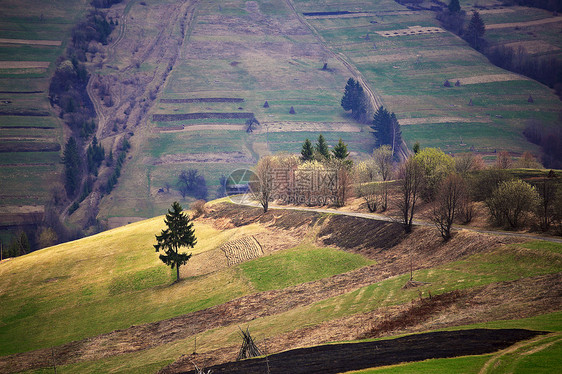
left=186, top=329, right=544, bottom=374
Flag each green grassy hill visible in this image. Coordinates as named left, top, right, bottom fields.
left=1, top=201, right=561, bottom=373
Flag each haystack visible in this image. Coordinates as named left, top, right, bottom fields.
left=237, top=327, right=263, bottom=361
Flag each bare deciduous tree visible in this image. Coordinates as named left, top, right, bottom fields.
left=432, top=174, right=467, bottom=240
left=354, top=160, right=379, bottom=212
left=397, top=157, right=424, bottom=233
left=536, top=171, right=558, bottom=231
left=373, top=145, right=393, bottom=211
left=495, top=150, right=512, bottom=169
left=251, top=156, right=275, bottom=212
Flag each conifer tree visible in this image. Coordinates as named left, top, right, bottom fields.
left=341, top=78, right=356, bottom=113
left=301, top=138, right=314, bottom=161
left=341, top=78, right=367, bottom=121
left=154, top=202, right=196, bottom=282
left=63, top=136, right=82, bottom=197
left=389, top=112, right=402, bottom=155
left=315, top=134, right=331, bottom=160
left=371, top=106, right=401, bottom=155
left=448, top=0, right=460, bottom=13
left=465, top=11, right=485, bottom=49
left=332, top=138, right=349, bottom=160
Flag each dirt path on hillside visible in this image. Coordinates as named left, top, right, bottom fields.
left=282, top=0, right=383, bottom=111
left=237, top=201, right=562, bottom=244
left=72, top=0, right=199, bottom=223
left=283, top=0, right=409, bottom=159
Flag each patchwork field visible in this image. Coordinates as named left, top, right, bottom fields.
left=97, top=0, right=371, bottom=222
left=292, top=0, right=562, bottom=154
left=89, top=0, right=562, bottom=223
left=2, top=0, right=562, bottom=228
left=0, top=0, right=89, bottom=219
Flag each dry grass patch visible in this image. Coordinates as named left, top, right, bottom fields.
left=257, top=121, right=360, bottom=133
left=503, top=40, right=560, bottom=54
left=0, top=61, right=50, bottom=69
left=154, top=152, right=254, bottom=165
left=486, top=16, right=562, bottom=29
left=221, top=236, right=264, bottom=266
left=449, top=73, right=528, bottom=85
left=158, top=124, right=247, bottom=132
left=0, top=38, right=61, bottom=46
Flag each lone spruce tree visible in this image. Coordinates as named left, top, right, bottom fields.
left=154, top=202, right=196, bottom=282
left=465, top=11, right=485, bottom=49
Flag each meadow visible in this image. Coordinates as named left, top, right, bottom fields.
left=0, top=212, right=372, bottom=356
left=1, top=205, right=560, bottom=373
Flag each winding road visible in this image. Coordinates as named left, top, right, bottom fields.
left=232, top=197, right=562, bottom=244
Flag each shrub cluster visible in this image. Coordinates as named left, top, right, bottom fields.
left=105, top=138, right=130, bottom=194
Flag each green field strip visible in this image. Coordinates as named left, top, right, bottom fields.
left=401, top=122, right=535, bottom=152
left=144, top=130, right=249, bottom=157
left=0, top=45, right=61, bottom=61
left=479, top=8, right=553, bottom=25
left=0, top=151, right=60, bottom=165
left=0, top=115, right=57, bottom=128
left=0, top=164, right=61, bottom=205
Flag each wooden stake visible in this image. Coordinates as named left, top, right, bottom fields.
left=52, top=346, right=57, bottom=374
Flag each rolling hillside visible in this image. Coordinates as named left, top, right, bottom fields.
left=0, top=201, right=561, bottom=373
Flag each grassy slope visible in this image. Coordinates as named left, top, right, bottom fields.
left=0, top=213, right=372, bottom=356
left=0, top=207, right=560, bottom=373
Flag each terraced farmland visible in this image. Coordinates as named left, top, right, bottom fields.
left=292, top=0, right=562, bottom=154
left=99, top=0, right=371, bottom=222
left=90, top=0, right=562, bottom=224
left=0, top=0, right=90, bottom=242
left=3, top=0, right=561, bottom=228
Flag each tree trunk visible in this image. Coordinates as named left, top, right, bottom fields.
left=176, top=265, right=180, bottom=282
